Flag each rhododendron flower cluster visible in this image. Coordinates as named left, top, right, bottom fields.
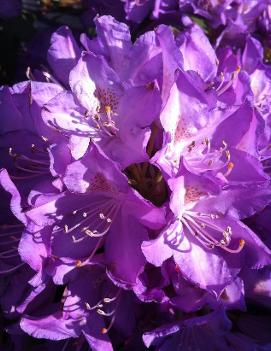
left=1, top=3, right=271, bottom=351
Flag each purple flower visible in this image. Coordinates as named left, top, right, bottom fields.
left=0, top=80, right=69, bottom=202
left=22, top=144, right=165, bottom=288
left=142, top=170, right=271, bottom=291
left=1, top=11, right=271, bottom=350
left=42, top=17, right=163, bottom=168
left=20, top=262, right=141, bottom=350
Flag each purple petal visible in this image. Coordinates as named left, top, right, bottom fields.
left=47, top=26, right=81, bottom=86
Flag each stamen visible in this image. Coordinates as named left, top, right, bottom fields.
left=0, top=224, right=22, bottom=228
left=72, top=236, right=85, bottom=243
left=83, top=237, right=104, bottom=263
left=225, top=150, right=231, bottom=161
left=26, top=66, right=35, bottom=81
left=85, top=302, right=104, bottom=311
left=41, top=69, right=61, bottom=85
left=0, top=229, right=22, bottom=237
left=181, top=212, right=245, bottom=254
left=41, top=136, right=48, bottom=142
left=15, top=154, right=49, bottom=166
left=103, top=296, right=118, bottom=303
left=101, top=315, right=116, bottom=334
left=0, top=251, right=19, bottom=259
left=182, top=216, right=217, bottom=247
left=0, top=237, right=20, bottom=245
left=63, top=202, right=112, bottom=234
left=76, top=260, right=82, bottom=267
left=215, top=72, right=225, bottom=92
left=0, top=262, right=25, bottom=274
left=0, top=247, right=17, bottom=255
left=224, top=162, right=234, bottom=177
left=103, top=290, right=121, bottom=304
left=60, top=199, right=119, bottom=245
left=9, top=147, right=17, bottom=158
left=105, top=105, right=112, bottom=121
left=97, top=309, right=115, bottom=317
left=81, top=203, right=120, bottom=238
left=8, top=146, right=49, bottom=177
left=217, top=66, right=241, bottom=96
left=61, top=340, right=70, bottom=351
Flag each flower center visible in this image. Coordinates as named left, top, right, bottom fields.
left=84, top=87, right=120, bottom=138
left=125, top=163, right=169, bottom=206
left=184, top=186, right=207, bottom=204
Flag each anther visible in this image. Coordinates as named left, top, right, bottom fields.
left=85, top=302, right=103, bottom=310
left=225, top=150, right=231, bottom=161
left=239, top=239, right=245, bottom=247
left=224, top=162, right=234, bottom=177
left=97, top=309, right=115, bottom=317
left=41, top=136, right=48, bottom=142
left=101, top=315, right=116, bottom=334
left=9, top=147, right=17, bottom=158
left=76, top=260, right=82, bottom=267
left=103, top=297, right=117, bottom=303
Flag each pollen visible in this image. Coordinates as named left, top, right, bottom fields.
left=76, top=260, right=82, bottom=267
left=239, top=239, right=245, bottom=248
left=224, top=162, right=234, bottom=177
left=101, top=328, right=108, bottom=334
